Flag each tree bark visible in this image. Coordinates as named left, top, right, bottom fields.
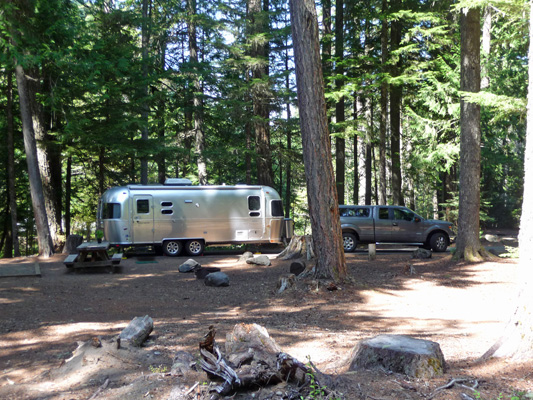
left=140, top=0, right=150, bottom=185
left=389, top=0, right=402, bottom=206
left=15, top=64, right=54, bottom=258
left=188, top=0, right=207, bottom=184
left=6, top=70, right=21, bottom=257
left=249, top=0, right=273, bottom=187
left=289, top=0, right=347, bottom=281
left=365, top=96, right=374, bottom=205
left=335, top=0, right=345, bottom=205
left=454, top=7, right=491, bottom=262
left=27, top=67, right=61, bottom=247
left=284, top=44, right=292, bottom=218
left=379, top=0, right=388, bottom=205
left=480, top=0, right=533, bottom=361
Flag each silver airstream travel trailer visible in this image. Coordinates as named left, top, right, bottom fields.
left=97, top=179, right=291, bottom=256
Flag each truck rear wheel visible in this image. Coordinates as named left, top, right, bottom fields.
left=343, top=232, right=357, bottom=253
left=429, top=232, right=448, bottom=252
left=163, top=240, right=183, bottom=257
left=185, top=239, right=204, bottom=256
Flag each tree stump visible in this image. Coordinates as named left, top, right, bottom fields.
left=199, top=323, right=311, bottom=395
left=277, top=235, right=315, bottom=260
left=349, top=334, right=446, bottom=379
left=277, top=274, right=296, bottom=294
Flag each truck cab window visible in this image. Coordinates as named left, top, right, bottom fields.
left=393, top=208, right=414, bottom=221
left=378, top=208, right=390, bottom=220
left=137, top=199, right=150, bottom=214
left=356, top=207, right=370, bottom=217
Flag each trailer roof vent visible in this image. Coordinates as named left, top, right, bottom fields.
left=165, top=178, right=193, bottom=186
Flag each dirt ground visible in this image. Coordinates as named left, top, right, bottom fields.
left=1, top=237, right=532, bottom=400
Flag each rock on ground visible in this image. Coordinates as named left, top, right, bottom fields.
left=119, top=315, right=153, bottom=347
left=204, top=271, right=230, bottom=287
left=179, top=259, right=201, bottom=273
left=246, top=255, right=271, bottom=266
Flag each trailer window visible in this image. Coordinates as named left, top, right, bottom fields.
left=161, top=201, right=173, bottom=207
left=136, top=199, right=150, bottom=214
left=161, top=209, right=173, bottom=215
left=248, top=196, right=261, bottom=211
left=102, top=203, right=121, bottom=219
left=271, top=200, right=283, bottom=217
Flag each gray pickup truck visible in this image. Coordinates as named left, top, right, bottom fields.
left=340, top=205, right=455, bottom=253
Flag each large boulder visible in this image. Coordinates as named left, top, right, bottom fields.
left=246, top=255, right=271, bottom=266
left=195, top=267, right=221, bottom=279
left=179, top=259, right=201, bottom=273
left=204, top=271, right=230, bottom=287
left=63, top=235, right=83, bottom=254
left=412, top=248, right=432, bottom=259
left=349, top=334, right=445, bottom=379
left=238, top=251, right=254, bottom=263
left=119, top=315, right=153, bottom=347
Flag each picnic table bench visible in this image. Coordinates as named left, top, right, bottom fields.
left=64, top=241, right=123, bottom=270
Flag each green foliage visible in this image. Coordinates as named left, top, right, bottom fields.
left=473, top=390, right=533, bottom=400
left=300, top=364, right=343, bottom=400
left=0, top=0, right=529, bottom=254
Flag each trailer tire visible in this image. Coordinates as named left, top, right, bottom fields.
left=163, top=240, right=183, bottom=257
left=185, top=239, right=204, bottom=256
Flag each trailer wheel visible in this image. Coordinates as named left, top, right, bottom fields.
left=185, top=239, right=204, bottom=256
left=163, top=240, right=183, bottom=257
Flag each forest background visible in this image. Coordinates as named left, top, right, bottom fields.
left=0, top=0, right=528, bottom=257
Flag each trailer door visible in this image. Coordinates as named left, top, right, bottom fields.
left=132, top=195, right=154, bottom=243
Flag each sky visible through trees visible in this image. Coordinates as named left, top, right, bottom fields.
left=0, top=0, right=529, bottom=256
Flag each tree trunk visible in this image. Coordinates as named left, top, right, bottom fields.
left=284, top=45, right=292, bottom=218
left=454, top=7, right=491, bottom=262
left=289, top=0, right=347, bottom=281
left=140, top=0, right=150, bottom=185
left=335, top=0, right=345, bottom=205
left=389, top=1, right=402, bottom=206
left=65, top=155, right=72, bottom=237
left=6, top=70, right=21, bottom=257
left=480, top=0, right=533, bottom=361
left=188, top=0, right=207, bottom=184
left=249, top=0, right=273, bottom=187
left=379, top=0, right=388, bottom=205
left=26, top=67, right=61, bottom=248
left=365, top=97, right=374, bottom=205
left=15, top=64, right=54, bottom=258
left=481, top=6, right=491, bottom=90
left=353, top=95, right=360, bottom=204
left=157, top=36, right=167, bottom=184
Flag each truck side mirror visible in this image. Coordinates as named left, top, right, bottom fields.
left=414, top=217, right=421, bottom=223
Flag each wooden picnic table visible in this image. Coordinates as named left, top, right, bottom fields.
left=64, top=241, right=122, bottom=269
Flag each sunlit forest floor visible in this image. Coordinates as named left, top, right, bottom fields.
left=1, top=234, right=531, bottom=399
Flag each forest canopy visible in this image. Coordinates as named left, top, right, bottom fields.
left=0, top=0, right=528, bottom=256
